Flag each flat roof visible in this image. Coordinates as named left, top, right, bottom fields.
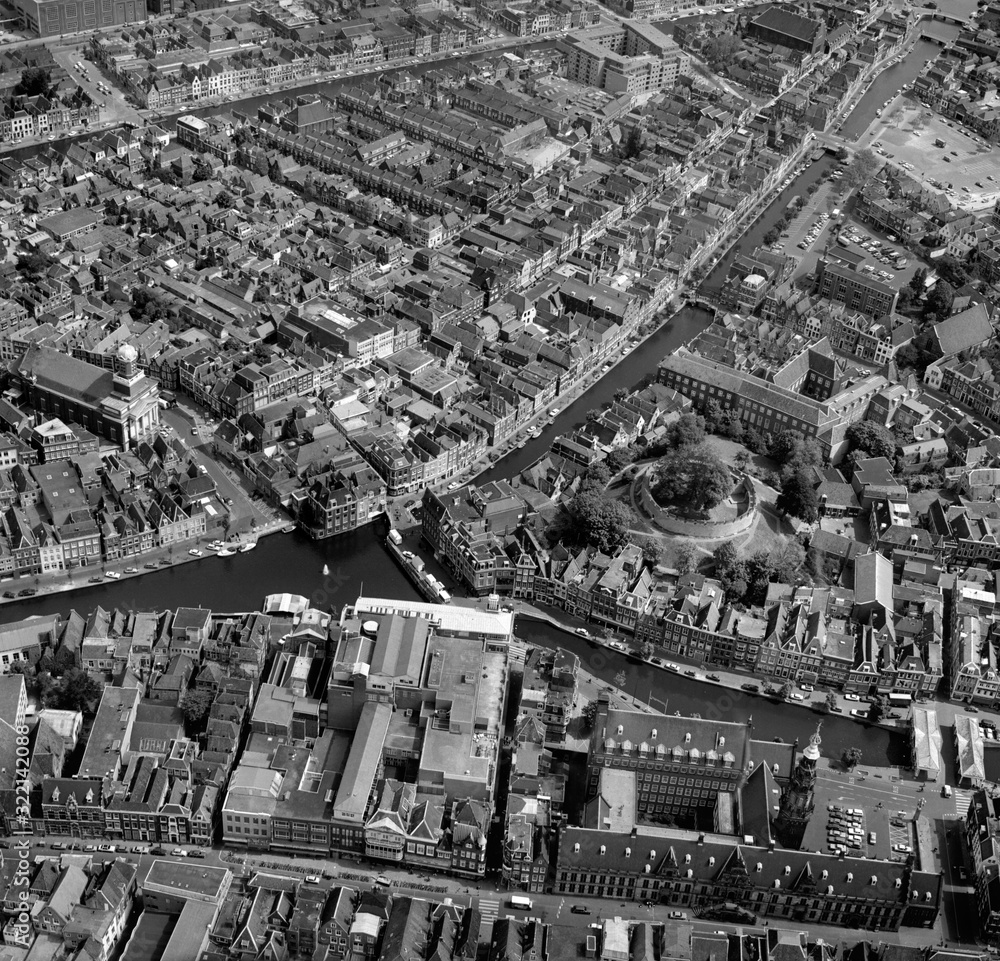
left=142, top=860, right=231, bottom=903
left=78, top=687, right=140, bottom=780
left=161, top=900, right=218, bottom=961
left=333, top=701, right=392, bottom=821
left=351, top=597, right=513, bottom=640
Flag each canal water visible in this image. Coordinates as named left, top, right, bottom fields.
left=838, top=29, right=960, bottom=143
left=1, top=525, right=906, bottom=763
left=1, top=30, right=939, bottom=762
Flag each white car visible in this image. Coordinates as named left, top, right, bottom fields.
left=790, top=692, right=805, bottom=701
left=844, top=693, right=860, bottom=701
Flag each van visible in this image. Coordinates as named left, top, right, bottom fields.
left=943, top=785, right=953, bottom=798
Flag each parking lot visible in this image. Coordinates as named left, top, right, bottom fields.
left=879, top=103, right=1000, bottom=210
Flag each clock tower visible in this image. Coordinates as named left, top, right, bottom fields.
left=776, top=723, right=822, bottom=848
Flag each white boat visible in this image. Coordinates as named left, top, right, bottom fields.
left=323, top=564, right=330, bottom=576
left=239, top=542, right=257, bottom=553
left=217, top=548, right=235, bottom=557
left=106, top=571, right=121, bottom=579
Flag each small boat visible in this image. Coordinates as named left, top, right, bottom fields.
left=106, top=571, right=121, bottom=579
left=217, top=548, right=235, bottom=557
left=189, top=549, right=203, bottom=557
left=239, top=542, right=257, bottom=553
left=323, top=564, right=330, bottom=576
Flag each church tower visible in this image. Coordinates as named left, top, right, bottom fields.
left=776, top=723, right=822, bottom=848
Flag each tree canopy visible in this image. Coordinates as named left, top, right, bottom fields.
left=703, top=35, right=742, bottom=66
left=561, top=488, right=636, bottom=554
left=776, top=469, right=819, bottom=524
left=845, top=421, right=896, bottom=463
left=652, top=442, right=732, bottom=511
left=14, top=67, right=55, bottom=99
left=842, top=148, right=880, bottom=189
left=663, top=413, right=706, bottom=451
left=712, top=538, right=805, bottom=606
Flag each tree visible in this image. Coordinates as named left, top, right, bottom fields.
left=713, top=540, right=739, bottom=576
left=605, top=447, right=635, bottom=474
left=563, top=489, right=636, bottom=554
left=14, top=66, right=55, bottom=99
left=52, top=646, right=77, bottom=675
left=664, top=413, right=706, bottom=451
left=895, top=330, right=942, bottom=376
left=826, top=690, right=839, bottom=713
left=622, top=126, right=644, bottom=158
left=613, top=387, right=629, bottom=404
left=845, top=421, right=896, bottom=462
left=253, top=153, right=270, bottom=177
left=703, top=35, right=742, bottom=66
left=778, top=681, right=793, bottom=701
left=868, top=695, right=887, bottom=724
left=842, top=148, right=880, bottom=189
left=673, top=540, right=699, bottom=575
left=215, top=189, right=234, bottom=208
left=689, top=458, right=733, bottom=511
left=637, top=536, right=664, bottom=568
left=770, top=539, right=806, bottom=584
left=16, top=250, right=54, bottom=281
left=652, top=442, right=732, bottom=511
left=908, top=267, right=928, bottom=294
left=924, top=280, right=954, bottom=320
left=586, top=408, right=602, bottom=423
left=776, top=469, right=819, bottom=523
left=763, top=227, right=780, bottom=246
left=56, top=668, right=101, bottom=712
left=180, top=688, right=213, bottom=725
left=769, top=430, right=823, bottom=476
left=581, top=700, right=599, bottom=731
left=580, top=462, right=611, bottom=491
left=842, top=747, right=863, bottom=769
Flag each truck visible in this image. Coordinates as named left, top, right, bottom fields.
left=509, top=896, right=533, bottom=910
left=388, top=529, right=402, bottom=545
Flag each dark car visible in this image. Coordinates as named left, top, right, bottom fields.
left=571, top=906, right=591, bottom=915
left=741, top=683, right=760, bottom=693
left=150, top=847, right=166, bottom=856
left=707, top=674, right=721, bottom=682
left=18, top=588, right=36, bottom=596
left=188, top=850, right=206, bottom=859
left=2, top=591, right=14, bottom=599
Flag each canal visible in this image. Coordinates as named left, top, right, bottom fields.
left=2, top=24, right=945, bottom=762
left=838, top=25, right=960, bottom=143
left=0, top=526, right=906, bottom=763
left=477, top=147, right=841, bottom=483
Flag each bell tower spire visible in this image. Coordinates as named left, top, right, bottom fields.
left=775, top=723, right=822, bottom=848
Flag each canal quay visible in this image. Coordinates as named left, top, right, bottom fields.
left=1, top=18, right=967, bottom=764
